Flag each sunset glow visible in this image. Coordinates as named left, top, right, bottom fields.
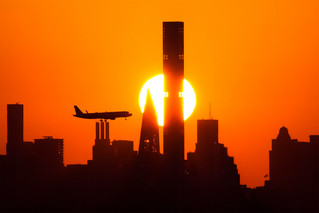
left=0, top=0, right=318, bottom=188
left=139, top=74, right=196, bottom=126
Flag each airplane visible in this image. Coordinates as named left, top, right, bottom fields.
left=73, top=105, right=132, bottom=120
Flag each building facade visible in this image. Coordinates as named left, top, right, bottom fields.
left=269, top=127, right=319, bottom=194
left=163, top=22, right=185, bottom=171
left=138, top=90, right=160, bottom=168
left=34, top=136, right=64, bottom=170
left=6, top=104, right=24, bottom=163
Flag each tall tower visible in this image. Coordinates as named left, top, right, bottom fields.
left=195, top=118, right=240, bottom=189
left=163, top=22, right=184, bottom=170
left=138, top=90, right=160, bottom=167
left=197, top=119, right=218, bottom=144
left=6, top=104, right=24, bottom=161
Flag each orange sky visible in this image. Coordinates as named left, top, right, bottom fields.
left=0, top=0, right=318, bottom=187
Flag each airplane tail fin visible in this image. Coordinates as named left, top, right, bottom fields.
left=74, top=105, right=83, bottom=115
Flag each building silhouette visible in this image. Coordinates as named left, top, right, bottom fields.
left=5, top=104, right=64, bottom=172
left=112, top=140, right=136, bottom=171
left=34, top=136, right=64, bottom=171
left=5, top=105, right=55, bottom=171
left=1, top=103, right=318, bottom=212
left=87, top=120, right=137, bottom=170
left=138, top=90, right=160, bottom=168
left=187, top=119, right=240, bottom=190
left=92, top=120, right=111, bottom=167
left=269, top=127, right=318, bottom=191
left=185, top=118, right=241, bottom=211
left=266, top=126, right=319, bottom=211
left=163, top=22, right=185, bottom=171
left=6, top=104, right=23, bottom=166
left=197, top=119, right=218, bottom=143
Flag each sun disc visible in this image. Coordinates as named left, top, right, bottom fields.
left=139, top=74, right=196, bottom=126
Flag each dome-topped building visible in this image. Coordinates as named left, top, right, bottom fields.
left=276, top=126, right=291, bottom=142
left=269, top=127, right=319, bottom=211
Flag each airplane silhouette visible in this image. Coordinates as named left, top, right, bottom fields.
left=73, top=106, right=132, bottom=120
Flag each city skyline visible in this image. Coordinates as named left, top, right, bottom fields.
left=1, top=102, right=317, bottom=212
left=1, top=0, right=318, bottom=188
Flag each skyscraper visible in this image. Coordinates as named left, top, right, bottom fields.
left=188, top=119, right=240, bottom=190
left=6, top=104, right=24, bottom=161
left=138, top=90, right=160, bottom=167
left=197, top=119, right=218, bottom=144
left=163, top=22, right=184, bottom=170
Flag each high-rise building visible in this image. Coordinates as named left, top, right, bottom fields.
left=269, top=127, right=319, bottom=193
left=268, top=127, right=319, bottom=211
left=188, top=119, right=240, bottom=189
left=6, top=104, right=24, bottom=162
left=138, top=90, right=160, bottom=167
left=163, top=22, right=185, bottom=170
left=139, top=90, right=160, bottom=154
left=34, top=136, right=64, bottom=170
left=197, top=119, right=218, bottom=144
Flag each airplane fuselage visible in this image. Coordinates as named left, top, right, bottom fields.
left=73, top=105, right=132, bottom=120
left=74, top=111, right=132, bottom=120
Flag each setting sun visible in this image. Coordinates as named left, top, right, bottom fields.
left=139, top=74, right=196, bottom=126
